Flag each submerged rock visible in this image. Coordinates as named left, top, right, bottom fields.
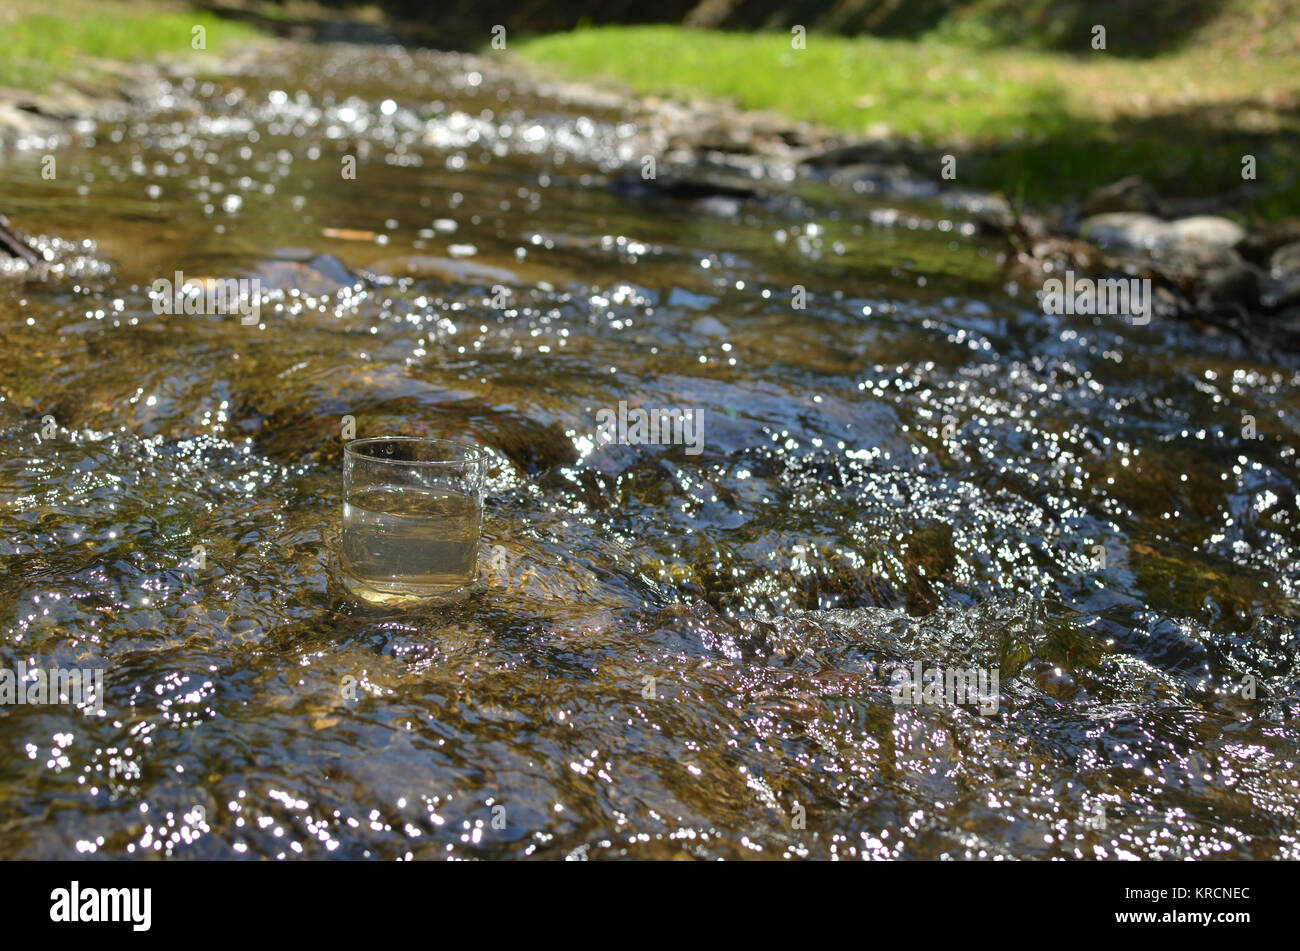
left=690, top=316, right=730, bottom=338
left=365, top=255, right=517, bottom=285
left=605, top=173, right=761, bottom=210
left=250, top=254, right=359, bottom=296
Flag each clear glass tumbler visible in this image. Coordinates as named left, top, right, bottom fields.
left=341, top=437, right=487, bottom=605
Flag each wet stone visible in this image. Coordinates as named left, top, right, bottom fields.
left=251, top=254, right=360, bottom=296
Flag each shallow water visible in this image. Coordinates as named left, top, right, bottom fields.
left=0, top=42, right=1297, bottom=860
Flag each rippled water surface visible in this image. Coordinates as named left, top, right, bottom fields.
left=1, top=43, right=1298, bottom=860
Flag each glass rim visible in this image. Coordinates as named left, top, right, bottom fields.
left=343, top=436, right=488, bottom=467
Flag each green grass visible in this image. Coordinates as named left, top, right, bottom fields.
left=0, top=1, right=264, bottom=92
left=518, top=28, right=1082, bottom=141
left=515, top=25, right=1300, bottom=218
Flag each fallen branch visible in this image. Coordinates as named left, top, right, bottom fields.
left=0, top=216, right=40, bottom=265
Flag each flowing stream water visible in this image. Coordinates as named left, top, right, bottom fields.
left=0, top=41, right=1297, bottom=859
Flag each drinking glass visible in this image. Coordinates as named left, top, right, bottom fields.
left=341, top=437, right=487, bottom=605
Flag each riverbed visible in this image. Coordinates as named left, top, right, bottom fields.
left=0, top=40, right=1297, bottom=859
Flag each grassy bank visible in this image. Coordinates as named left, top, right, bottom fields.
left=516, top=25, right=1300, bottom=218
left=0, top=0, right=264, bottom=92
left=4, top=1, right=1295, bottom=218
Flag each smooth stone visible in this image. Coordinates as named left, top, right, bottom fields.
left=1269, top=241, right=1300, bottom=278
left=1167, top=215, right=1246, bottom=250
left=1262, top=243, right=1300, bottom=309
left=1079, top=212, right=1169, bottom=249
left=1080, top=213, right=1246, bottom=254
